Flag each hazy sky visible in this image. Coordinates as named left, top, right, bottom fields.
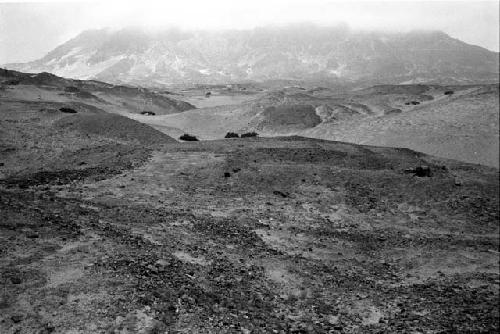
left=0, top=0, right=499, bottom=64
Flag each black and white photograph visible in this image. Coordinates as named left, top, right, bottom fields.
left=0, top=0, right=499, bottom=332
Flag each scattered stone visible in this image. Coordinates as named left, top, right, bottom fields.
left=405, top=166, right=432, bottom=177
left=147, top=264, right=158, bottom=273
left=11, top=315, right=23, bottom=323
left=40, top=323, right=55, bottom=333
left=327, top=315, right=339, bottom=324
left=273, top=190, right=289, bottom=198
left=25, top=230, right=39, bottom=238
left=155, top=259, right=170, bottom=270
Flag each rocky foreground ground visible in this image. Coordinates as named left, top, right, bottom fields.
left=1, top=120, right=499, bottom=333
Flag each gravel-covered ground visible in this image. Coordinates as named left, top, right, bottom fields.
left=1, top=115, right=498, bottom=333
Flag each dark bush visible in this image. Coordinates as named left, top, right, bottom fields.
left=241, top=132, right=258, bottom=138
left=179, top=134, right=199, bottom=141
left=224, top=132, right=239, bottom=138
left=444, top=90, right=454, bottom=95
left=205, top=92, right=211, bottom=98
left=59, top=107, right=77, bottom=113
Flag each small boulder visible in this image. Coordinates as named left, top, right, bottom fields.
left=26, top=231, right=39, bottom=238
left=11, top=315, right=23, bottom=323
left=405, top=166, right=432, bottom=177
left=273, top=190, right=289, bottom=198
left=10, top=276, right=22, bottom=284
left=415, top=166, right=432, bottom=177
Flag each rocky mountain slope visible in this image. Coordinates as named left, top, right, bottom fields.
left=5, top=25, right=499, bottom=86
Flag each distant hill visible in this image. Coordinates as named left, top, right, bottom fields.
left=135, top=83, right=499, bottom=167
left=0, top=68, right=194, bottom=115
left=5, top=25, right=499, bottom=86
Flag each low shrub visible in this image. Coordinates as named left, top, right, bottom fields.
left=59, top=107, right=77, bottom=113
left=241, top=132, right=258, bottom=138
left=179, top=134, right=199, bottom=141
left=224, top=132, right=239, bottom=138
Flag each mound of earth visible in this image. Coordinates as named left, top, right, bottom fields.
left=54, top=113, right=177, bottom=145
left=257, top=105, right=321, bottom=131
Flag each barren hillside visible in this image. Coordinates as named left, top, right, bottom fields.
left=1, top=73, right=499, bottom=332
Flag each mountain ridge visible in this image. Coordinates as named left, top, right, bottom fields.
left=5, top=25, right=499, bottom=86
